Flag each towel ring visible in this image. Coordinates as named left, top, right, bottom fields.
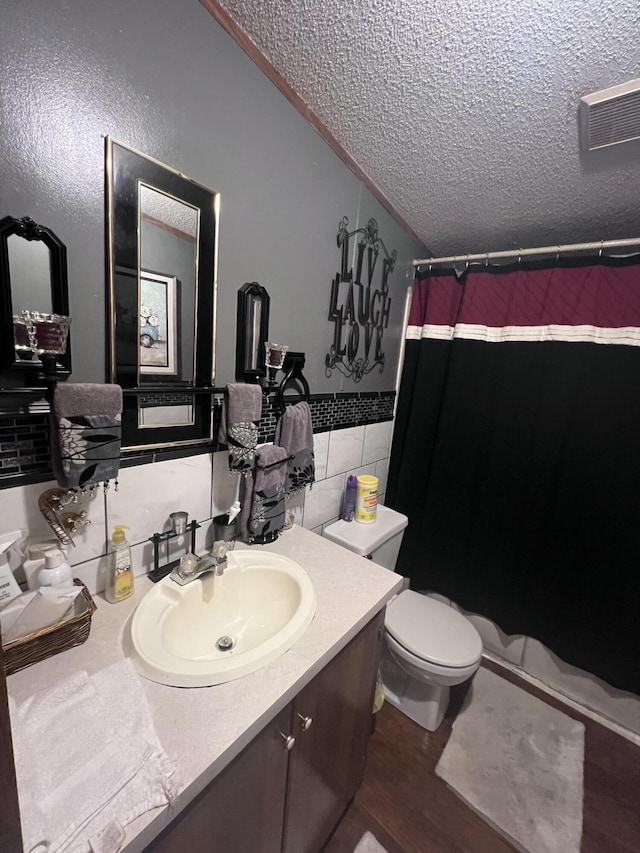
left=275, top=352, right=311, bottom=417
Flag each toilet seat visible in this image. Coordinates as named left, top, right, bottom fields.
left=385, top=631, right=482, bottom=685
left=385, top=590, right=483, bottom=669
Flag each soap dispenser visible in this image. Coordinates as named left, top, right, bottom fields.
left=106, top=525, right=134, bottom=604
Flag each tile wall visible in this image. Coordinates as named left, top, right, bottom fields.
left=0, top=420, right=394, bottom=596
left=2, top=411, right=637, bottom=737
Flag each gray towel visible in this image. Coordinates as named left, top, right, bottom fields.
left=274, top=401, right=315, bottom=493
left=218, top=383, right=263, bottom=475
left=239, top=444, right=288, bottom=544
left=50, top=383, right=122, bottom=489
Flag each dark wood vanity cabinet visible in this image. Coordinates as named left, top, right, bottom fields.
left=0, top=642, right=23, bottom=852
left=147, top=610, right=385, bottom=853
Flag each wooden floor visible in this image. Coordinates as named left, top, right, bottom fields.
left=324, top=661, right=640, bottom=853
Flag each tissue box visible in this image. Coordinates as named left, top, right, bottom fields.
left=2, top=580, right=96, bottom=676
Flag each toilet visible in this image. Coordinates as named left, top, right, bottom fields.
left=322, top=504, right=483, bottom=731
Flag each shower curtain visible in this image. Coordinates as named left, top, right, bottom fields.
left=387, top=257, right=640, bottom=695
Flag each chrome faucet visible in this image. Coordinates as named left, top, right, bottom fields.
left=170, top=541, right=230, bottom=586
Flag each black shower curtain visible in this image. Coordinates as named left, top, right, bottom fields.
left=387, top=258, right=640, bottom=695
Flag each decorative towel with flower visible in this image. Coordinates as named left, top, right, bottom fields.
left=217, top=383, right=264, bottom=475
left=274, top=401, right=315, bottom=494
left=238, top=445, right=289, bottom=545
left=50, top=384, right=123, bottom=489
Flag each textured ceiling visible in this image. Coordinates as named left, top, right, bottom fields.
left=213, top=0, right=640, bottom=257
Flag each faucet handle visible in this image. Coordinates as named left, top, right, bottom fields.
left=212, top=540, right=230, bottom=561
left=177, top=552, right=199, bottom=579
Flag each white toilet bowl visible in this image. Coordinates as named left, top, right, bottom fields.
left=322, top=505, right=483, bottom=732
left=382, top=590, right=482, bottom=730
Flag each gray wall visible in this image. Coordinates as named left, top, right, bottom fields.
left=0, top=0, right=423, bottom=392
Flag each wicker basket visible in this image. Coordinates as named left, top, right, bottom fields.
left=3, top=580, right=97, bottom=676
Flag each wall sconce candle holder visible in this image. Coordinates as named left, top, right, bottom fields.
left=264, top=341, right=289, bottom=389
left=236, top=282, right=271, bottom=383
left=1, top=214, right=72, bottom=392
left=13, top=310, right=71, bottom=396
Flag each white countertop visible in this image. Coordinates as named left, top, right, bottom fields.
left=7, top=525, right=403, bottom=852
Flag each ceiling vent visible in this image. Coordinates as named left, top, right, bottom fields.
left=579, top=79, right=640, bottom=151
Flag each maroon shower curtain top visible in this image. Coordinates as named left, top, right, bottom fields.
left=388, top=258, right=640, bottom=695
left=407, top=262, right=640, bottom=338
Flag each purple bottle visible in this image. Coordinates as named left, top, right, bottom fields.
left=341, top=475, right=357, bottom=522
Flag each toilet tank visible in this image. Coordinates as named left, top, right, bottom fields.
left=322, top=504, right=408, bottom=571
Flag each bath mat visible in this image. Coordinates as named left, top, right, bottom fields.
left=353, top=831, right=389, bottom=853
left=436, top=667, right=584, bottom=853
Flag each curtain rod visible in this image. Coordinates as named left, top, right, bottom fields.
left=413, top=236, right=640, bottom=268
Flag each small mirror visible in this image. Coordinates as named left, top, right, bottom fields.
left=8, top=236, right=53, bottom=314
left=236, top=282, right=270, bottom=381
left=107, top=138, right=219, bottom=450
left=0, top=216, right=71, bottom=380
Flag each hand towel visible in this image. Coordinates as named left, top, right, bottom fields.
left=239, top=444, right=288, bottom=544
left=50, top=383, right=123, bottom=489
left=274, top=401, right=315, bottom=493
left=217, top=383, right=263, bottom=475
left=9, top=658, right=178, bottom=853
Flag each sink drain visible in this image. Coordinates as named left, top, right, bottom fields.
left=216, top=635, right=235, bottom=652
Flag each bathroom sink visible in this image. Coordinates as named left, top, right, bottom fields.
left=129, top=551, right=316, bottom=687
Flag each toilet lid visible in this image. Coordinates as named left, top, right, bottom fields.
left=385, top=591, right=483, bottom=668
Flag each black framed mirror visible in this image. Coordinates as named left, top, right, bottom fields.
left=0, top=215, right=71, bottom=383
left=106, top=138, right=219, bottom=450
left=236, top=282, right=270, bottom=382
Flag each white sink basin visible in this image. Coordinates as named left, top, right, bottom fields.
left=130, top=551, right=316, bottom=687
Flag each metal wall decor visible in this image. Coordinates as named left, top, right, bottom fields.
left=325, top=217, right=397, bottom=382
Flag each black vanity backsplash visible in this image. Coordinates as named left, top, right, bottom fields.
left=0, top=390, right=395, bottom=489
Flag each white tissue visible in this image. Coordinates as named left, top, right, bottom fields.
left=0, top=587, right=83, bottom=644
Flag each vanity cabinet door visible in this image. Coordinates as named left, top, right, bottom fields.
left=281, top=610, right=385, bottom=853
left=147, top=704, right=292, bottom=853
left=0, top=642, right=23, bottom=852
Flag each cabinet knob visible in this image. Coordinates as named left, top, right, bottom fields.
left=279, top=732, right=296, bottom=751
left=297, top=713, right=313, bottom=732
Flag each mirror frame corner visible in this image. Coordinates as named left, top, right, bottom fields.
left=105, top=137, right=219, bottom=452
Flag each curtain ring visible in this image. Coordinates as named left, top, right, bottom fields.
left=518, top=249, right=522, bottom=265
left=599, top=240, right=603, bottom=258
left=485, top=251, right=489, bottom=268
left=465, top=253, right=470, bottom=271
left=556, top=245, right=561, bottom=262
left=428, top=262, right=432, bottom=274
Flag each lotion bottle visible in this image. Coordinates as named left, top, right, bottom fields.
left=22, top=540, right=67, bottom=590
left=106, top=525, right=134, bottom=604
left=35, top=549, right=73, bottom=589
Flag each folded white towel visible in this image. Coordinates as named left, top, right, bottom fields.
left=10, top=658, right=178, bottom=853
